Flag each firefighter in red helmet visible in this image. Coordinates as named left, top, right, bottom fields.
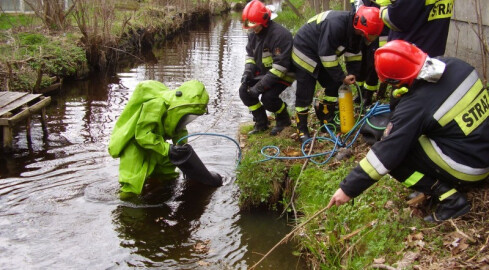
left=292, top=6, right=383, bottom=144
left=239, top=0, right=295, bottom=136
left=328, top=40, right=489, bottom=222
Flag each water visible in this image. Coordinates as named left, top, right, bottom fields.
left=0, top=14, right=305, bottom=269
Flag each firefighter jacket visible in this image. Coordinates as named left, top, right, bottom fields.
left=292, top=10, right=362, bottom=83
left=381, top=0, right=453, bottom=57
left=244, top=20, right=295, bottom=89
left=108, top=80, right=209, bottom=194
left=340, top=57, right=489, bottom=198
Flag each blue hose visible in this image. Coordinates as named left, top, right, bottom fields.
left=177, top=132, right=242, bottom=166
left=256, top=102, right=391, bottom=165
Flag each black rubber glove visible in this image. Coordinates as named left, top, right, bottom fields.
left=241, top=71, right=253, bottom=86
left=169, top=144, right=191, bottom=164
left=248, top=80, right=265, bottom=98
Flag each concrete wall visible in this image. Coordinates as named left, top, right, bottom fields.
left=446, top=0, right=489, bottom=81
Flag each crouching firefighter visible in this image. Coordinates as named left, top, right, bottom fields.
left=108, top=80, right=222, bottom=198
left=327, top=40, right=489, bottom=222
left=239, top=0, right=295, bottom=136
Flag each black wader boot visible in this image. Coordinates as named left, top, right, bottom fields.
left=270, top=106, right=291, bottom=136
left=295, top=111, right=311, bottom=144
left=248, top=106, right=269, bottom=135
left=424, top=181, right=471, bottom=222
left=314, top=101, right=337, bottom=132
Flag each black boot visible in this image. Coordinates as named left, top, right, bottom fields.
left=376, top=82, right=388, bottom=101
left=248, top=106, right=269, bottom=135
left=314, top=100, right=337, bottom=132
left=354, top=87, right=373, bottom=107
left=295, top=110, right=311, bottom=144
left=363, top=89, right=374, bottom=107
left=270, top=105, right=291, bottom=136
left=424, top=182, right=471, bottom=222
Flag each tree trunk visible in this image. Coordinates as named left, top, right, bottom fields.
left=283, top=0, right=303, bottom=19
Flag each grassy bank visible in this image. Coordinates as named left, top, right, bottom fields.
left=236, top=0, right=489, bottom=269
left=0, top=0, right=234, bottom=93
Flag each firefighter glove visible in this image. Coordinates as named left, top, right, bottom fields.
left=241, top=71, right=253, bottom=86
left=248, top=80, right=266, bottom=98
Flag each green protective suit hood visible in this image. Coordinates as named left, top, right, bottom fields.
left=108, top=80, right=209, bottom=195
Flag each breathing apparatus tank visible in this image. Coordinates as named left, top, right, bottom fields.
left=338, top=84, right=355, bottom=133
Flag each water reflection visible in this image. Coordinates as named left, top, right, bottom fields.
left=113, top=179, right=217, bottom=268
left=0, top=13, right=306, bottom=270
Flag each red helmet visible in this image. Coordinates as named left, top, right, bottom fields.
left=374, top=40, right=428, bottom=86
left=353, top=6, right=384, bottom=41
left=242, top=0, right=271, bottom=29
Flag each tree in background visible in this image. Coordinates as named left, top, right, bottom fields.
left=24, top=0, right=77, bottom=31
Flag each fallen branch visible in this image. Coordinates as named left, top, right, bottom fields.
left=292, top=130, right=319, bottom=220
left=371, top=264, right=397, bottom=270
left=101, top=45, right=144, bottom=62
left=341, top=222, right=377, bottom=259
left=449, top=219, right=476, bottom=243
left=341, top=219, right=377, bottom=241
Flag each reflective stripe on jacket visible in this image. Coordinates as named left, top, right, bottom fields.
left=292, top=10, right=362, bottom=82
left=381, top=0, right=453, bottom=57
left=245, top=20, right=295, bottom=87
left=340, top=58, right=489, bottom=197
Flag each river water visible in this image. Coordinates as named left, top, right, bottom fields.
left=0, top=13, right=305, bottom=269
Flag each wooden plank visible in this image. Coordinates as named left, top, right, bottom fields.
left=6, top=106, right=31, bottom=125
left=28, top=96, right=51, bottom=114
left=0, top=92, right=8, bottom=99
left=0, top=92, right=28, bottom=108
left=3, top=126, right=13, bottom=149
left=0, top=93, right=42, bottom=117
left=0, top=96, right=51, bottom=126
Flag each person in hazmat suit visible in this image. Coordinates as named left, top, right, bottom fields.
left=108, top=80, right=222, bottom=198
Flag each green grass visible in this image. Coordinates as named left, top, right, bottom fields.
left=236, top=127, right=296, bottom=210
left=0, top=13, right=39, bottom=30
left=236, top=118, right=422, bottom=268
left=274, top=0, right=314, bottom=34
left=0, top=31, right=86, bottom=91
left=274, top=0, right=346, bottom=34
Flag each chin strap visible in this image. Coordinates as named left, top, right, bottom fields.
left=392, top=87, right=409, bottom=98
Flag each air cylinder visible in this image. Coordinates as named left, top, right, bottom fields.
left=338, top=84, right=355, bottom=133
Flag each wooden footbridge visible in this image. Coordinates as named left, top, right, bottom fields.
left=0, top=91, right=51, bottom=149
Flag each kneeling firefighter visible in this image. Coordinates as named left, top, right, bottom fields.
left=239, top=0, right=295, bottom=136
left=108, top=80, right=222, bottom=197
left=328, top=40, right=489, bottom=222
